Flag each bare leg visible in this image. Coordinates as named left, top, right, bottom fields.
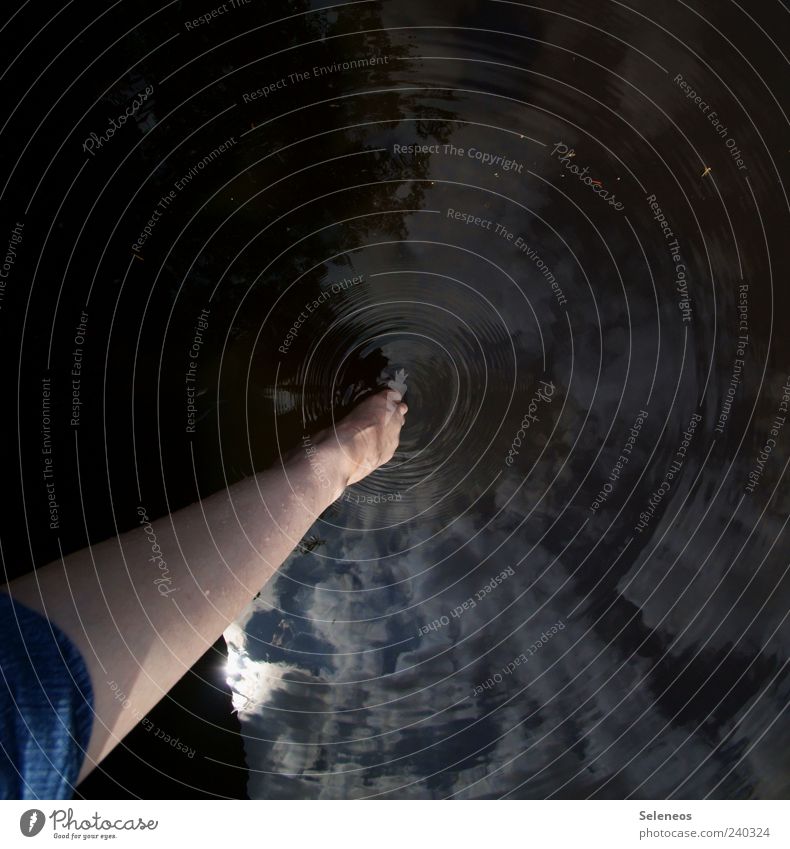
left=2, top=389, right=407, bottom=780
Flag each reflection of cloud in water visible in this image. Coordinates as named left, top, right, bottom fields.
left=214, top=0, right=789, bottom=801
left=223, top=169, right=790, bottom=793
left=225, top=454, right=788, bottom=797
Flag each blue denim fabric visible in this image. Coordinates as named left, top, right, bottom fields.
left=0, top=593, right=94, bottom=799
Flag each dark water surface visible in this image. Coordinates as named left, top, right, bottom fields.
left=1, top=0, right=788, bottom=798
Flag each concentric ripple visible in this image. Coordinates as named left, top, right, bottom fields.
left=2, top=0, right=788, bottom=801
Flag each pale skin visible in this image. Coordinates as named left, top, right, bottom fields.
left=2, top=389, right=407, bottom=782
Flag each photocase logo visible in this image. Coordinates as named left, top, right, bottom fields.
left=20, top=810, right=45, bottom=837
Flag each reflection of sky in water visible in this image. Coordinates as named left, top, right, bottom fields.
left=2, top=0, right=786, bottom=802
left=205, top=1, right=790, bottom=798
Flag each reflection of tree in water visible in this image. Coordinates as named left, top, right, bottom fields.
left=188, top=0, right=459, bottom=482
